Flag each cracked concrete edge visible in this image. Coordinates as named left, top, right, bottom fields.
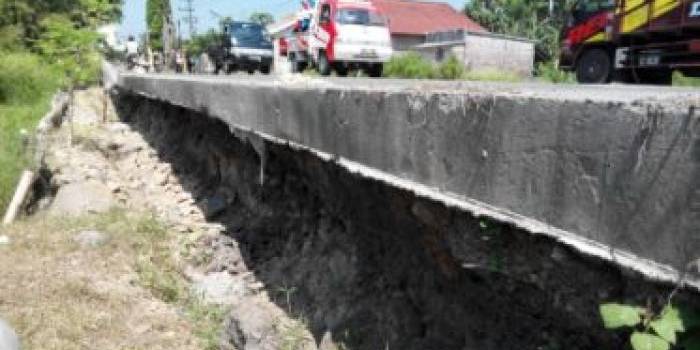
left=216, top=120, right=698, bottom=293
left=118, top=79, right=700, bottom=293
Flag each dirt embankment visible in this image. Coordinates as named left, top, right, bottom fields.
left=114, top=91, right=700, bottom=350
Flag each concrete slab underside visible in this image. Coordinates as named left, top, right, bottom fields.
left=118, top=74, right=700, bottom=289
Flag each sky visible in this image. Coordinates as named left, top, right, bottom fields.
left=119, top=0, right=469, bottom=39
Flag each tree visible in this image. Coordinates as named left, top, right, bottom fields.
left=146, top=0, right=171, bottom=51
left=464, top=0, right=574, bottom=61
left=249, top=12, right=274, bottom=26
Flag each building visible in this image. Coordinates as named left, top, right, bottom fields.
left=371, top=0, right=486, bottom=51
left=414, top=29, right=535, bottom=77
left=267, top=0, right=532, bottom=76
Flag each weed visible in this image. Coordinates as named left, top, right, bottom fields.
left=600, top=302, right=700, bottom=350
left=277, top=316, right=313, bottom=350
left=673, top=71, right=700, bottom=87
left=536, top=61, right=575, bottom=84
left=383, top=52, right=436, bottom=79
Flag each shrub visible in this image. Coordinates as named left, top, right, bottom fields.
left=383, top=52, right=436, bottom=79
left=672, top=71, right=700, bottom=86
left=536, top=61, right=575, bottom=83
left=0, top=52, right=61, bottom=105
left=436, top=55, right=465, bottom=79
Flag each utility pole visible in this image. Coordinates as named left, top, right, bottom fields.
left=179, top=0, right=197, bottom=38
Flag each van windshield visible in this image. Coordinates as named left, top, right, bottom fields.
left=229, top=22, right=268, bottom=45
left=335, top=8, right=387, bottom=26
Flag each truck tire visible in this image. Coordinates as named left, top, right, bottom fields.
left=367, top=63, right=383, bottom=78
left=576, top=49, right=611, bottom=84
left=260, top=65, right=271, bottom=74
left=335, top=64, right=349, bottom=77
left=318, top=52, right=331, bottom=76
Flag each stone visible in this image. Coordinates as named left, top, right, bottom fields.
left=73, top=230, right=110, bottom=248
left=49, top=181, right=115, bottom=216
left=0, top=236, right=9, bottom=245
left=191, top=271, right=245, bottom=305
left=202, top=194, right=228, bottom=219
left=0, top=318, right=20, bottom=350
left=221, top=296, right=317, bottom=350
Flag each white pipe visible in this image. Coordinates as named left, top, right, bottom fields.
left=2, top=170, right=34, bottom=226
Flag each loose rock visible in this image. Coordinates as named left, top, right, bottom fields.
left=73, top=230, right=110, bottom=248
left=49, top=181, right=115, bottom=216
left=0, top=318, right=20, bottom=350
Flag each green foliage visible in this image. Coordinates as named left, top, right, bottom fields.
left=600, top=303, right=700, bottom=350
left=249, top=11, right=275, bottom=26
left=436, top=55, right=465, bottom=79
left=384, top=52, right=437, bottom=79
left=631, top=332, right=671, bottom=350
left=184, top=29, right=219, bottom=57
left=600, top=303, right=645, bottom=329
left=464, top=0, right=573, bottom=62
left=146, top=0, right=170, bottom=51
left=0, top=0, right=121, bottom=212
left=0, top=52, right=62, bottom=212
left=36, top=14, right=102, bottom=86
left=384, top=52, right=523, bottom=82
left=536, top=60, right=574, bottom=83
left=673, top=71, right=700, bottom=87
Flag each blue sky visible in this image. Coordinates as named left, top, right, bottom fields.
left=119, top=0, right=469, bottom=39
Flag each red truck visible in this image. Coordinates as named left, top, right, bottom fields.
left=560, top=0, right=700, bottom=84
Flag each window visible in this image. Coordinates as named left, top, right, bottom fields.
left=319, top=4, right=331, bottom=24
left=572, top=0, right=615, bottom=21
left=436, top=48, right=445, bottom=62
left=335, top=8, right=387, bottom=26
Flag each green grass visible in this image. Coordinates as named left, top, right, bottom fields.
left=673, top=71, right=700, bottom=87
left=383, top=52, right=525, bottom=82
left=0, top=51, right=63, bottom=212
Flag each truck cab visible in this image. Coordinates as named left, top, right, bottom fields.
left=560, top=0, right=700, bottom=84
left=289, top=0, right=393, bottom=76
left=210, top=21, right=274, bottom=74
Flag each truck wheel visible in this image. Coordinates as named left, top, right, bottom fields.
left=260, top=65, right=271, bottom=74
left=576, top=49, right=611, bottom=84
left=367, top=64, right=383, bottom=78
left=335, top=64, right=349, bottom=77
left=318, top=52, right=331, bottom=76
left=635, top=69, right=672, bottom=85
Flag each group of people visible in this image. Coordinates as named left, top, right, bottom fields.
left=124, top=35, right=191, bottom=73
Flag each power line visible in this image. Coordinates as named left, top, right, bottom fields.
left=179, top=0, right=197, bottom=37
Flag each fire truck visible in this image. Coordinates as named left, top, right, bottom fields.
left=285, top=0, right=393, bottom=77
left=560, top=0, right=700, bottom=84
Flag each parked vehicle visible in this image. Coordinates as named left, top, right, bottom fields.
left=208, top=21, right=274, bottom=74
left=286, top=0, right=393, bottom=77
left=560, top=0, right=700, bottom=84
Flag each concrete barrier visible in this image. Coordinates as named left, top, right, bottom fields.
left=118, top=74, right=700, bottom=289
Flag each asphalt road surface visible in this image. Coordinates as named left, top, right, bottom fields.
left=125, top=71, right=700, bottom=109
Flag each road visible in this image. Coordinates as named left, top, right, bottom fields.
left=125, top=71, right=700, bottom=110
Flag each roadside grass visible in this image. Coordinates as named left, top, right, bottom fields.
left=673, top=71, right=700, bottom=86
left=0, top=209, right=225, bottom=350
left=0, top=52, right=62, bottom=213
left=383, top=52, right=526, bottom=82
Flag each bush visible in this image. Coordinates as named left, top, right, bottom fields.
left=383, top=52, right=436, bottom=79
left=0, top=52, right=61, bottom=212
left=673, top=71, right=700, bottom=86
left=536, top=61, right=575, bottom=83
left=0, top=52, right=61, bottom=105
left=436, top=55, right=465, bottom=79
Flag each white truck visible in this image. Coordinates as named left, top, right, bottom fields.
left=286, top=0, right=393, bottom=77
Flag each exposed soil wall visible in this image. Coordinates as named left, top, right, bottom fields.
left=115, top=91, right=697, bottom=350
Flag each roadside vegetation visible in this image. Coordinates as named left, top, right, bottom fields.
left=384, top=53, right=527, bottom=82
left=0, top=209, right=223, bottom=349
left=0, top=0, right=119, bottom=212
